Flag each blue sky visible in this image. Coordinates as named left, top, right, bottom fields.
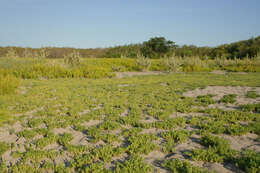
left=0, top=0, right=260, bottom=48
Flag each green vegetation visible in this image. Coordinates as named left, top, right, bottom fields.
left=115, top=155, right=153, bottom=173
left=0, top=110, right=11, bottom=125
left=0, top=142, right=9, bottom=155
left=195, top=94, right=215, bottom=106
left=1, top=35, right=260, bottom=59
left=135, top=56, right=151, bottom=71
left=219, top=94, right=237, bottom=104
left=236, top=150, right=260, bottom=173
left=127, top=134, right=158, bottom=155
left=17, top=129, right=38, bottom=139
left=141, top=37, right=175, bottom=58
left=240, top=103, right=260, bottom=113
left=0, top=54, right=260, bottom=82
left=0, top=66, right=259, bottom=172
left=64, top=51, right=81, bottom=67
left=1, top=36, right=260, bottom=172
left=246, top=91, right=260, bottom=99
left=161, top=130, right=191, bottom=153
left=0, top=36, right=259, bottom=83
left=162, top=159, right=208, bottom=173
left=0, top=74, right=20, bottom=95
left=187, top=135, right=237, bottom=163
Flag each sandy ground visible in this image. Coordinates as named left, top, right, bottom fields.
left=183, top=86, right=260, bottom=105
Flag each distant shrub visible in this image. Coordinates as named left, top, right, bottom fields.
left=22, top=48, right=34, bottom=58
left=64, top=51, right=81, bottom=67
left=0, top=74, right=20, bottom=95
left=182, top=57, right=211, bottom=72
left=37, top=48, right=50, bottom=59
left=163, top=57, right=181, bottom=72
left=135, top=56, right=151, bottom=71
left=6, top=48, right=18, bottom=58
left=141, top=37, right=175, bottom=58
left=215, top=57, right=229, bottom=68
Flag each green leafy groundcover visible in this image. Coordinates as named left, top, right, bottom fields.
left=0, top=72, right=259, bottom=172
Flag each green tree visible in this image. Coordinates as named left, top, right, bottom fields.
left=141, top=37, right=175, bottom=58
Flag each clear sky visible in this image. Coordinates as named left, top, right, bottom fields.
left=0, top=0, right=260, bottom=48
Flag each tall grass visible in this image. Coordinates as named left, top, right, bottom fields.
left=0, top=74, right=20, bottom=95
left=135, top=56, right=151, bottom=71
left=0, top=56, right=259, bottom=80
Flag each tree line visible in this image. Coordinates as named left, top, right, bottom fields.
left=0, top=36, right=259, bottom=59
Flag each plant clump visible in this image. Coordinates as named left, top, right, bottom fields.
left=64, top=51, right=81, bottom=67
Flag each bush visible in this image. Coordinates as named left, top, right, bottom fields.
left=181, top=57, right=211, bottom=72
left=6, top=48, right=18, bottom=58
left=64, top=51, right=81, bottom=67
left=141, top=37, right=175, bottom=58
left=135, top=56, right=151, bottom=71
left=163, top=57, right=181, bottom=72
